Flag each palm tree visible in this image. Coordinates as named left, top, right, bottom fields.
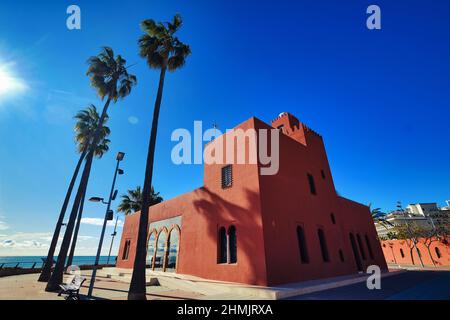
left=46, top=48, right=136, bottom=292
left=66, top=106, right=111, bottom=267
left=38, top=105, right=106, bottom=282
left=370, top=206, right=393, bottom=230
left=117, top=186, right=163, bottom=215
left=128, top=14, right=191, bottom=300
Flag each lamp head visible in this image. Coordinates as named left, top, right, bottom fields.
left=116, top=152, right=125, bottom=161
left=89, top=197, right=104, bottom=203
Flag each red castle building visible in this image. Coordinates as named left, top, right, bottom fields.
left=117, top=112, right=387, bottom=286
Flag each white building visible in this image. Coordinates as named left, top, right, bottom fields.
left=375, top=202, right=450, bottom=238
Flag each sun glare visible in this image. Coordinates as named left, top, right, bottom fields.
left=0, top=64, right=27, bottom=97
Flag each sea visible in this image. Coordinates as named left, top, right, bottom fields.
left=0, top=256, right=117, bottom=269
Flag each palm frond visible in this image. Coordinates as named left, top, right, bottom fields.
left=86, top=47, right=137, bottom=102
left=73, top=104, right=111, bottom=157
left=139, top=14, right=191, bottom=71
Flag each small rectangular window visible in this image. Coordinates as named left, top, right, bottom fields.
left=307, top=173, right=317, bottom=195
left=321, top=169, right=326, bottom=179
left=222, top=165, right=233, bottom=189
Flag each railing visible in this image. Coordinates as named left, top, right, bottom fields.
left=0, top=257, right=118, bottom=271
left=0, top=261, right=44, bottom=270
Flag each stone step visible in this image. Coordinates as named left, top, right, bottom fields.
left=202, top=293, right=262, bottom=300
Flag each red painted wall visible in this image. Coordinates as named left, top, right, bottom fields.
left=258, top=115, right=387, bottom=285
left=381, top=238, right=450, bottom=267
left=117, top=113, right=387, bottom=286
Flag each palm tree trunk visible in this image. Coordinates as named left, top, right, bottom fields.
left=45, top=151, right=94, bottom=292
left=66, top=190, right=86, bottom=268
left=128, top=65, right=167, bottom=300
left=38, top=148, right=87, bottom=282
left=45, top=98, right=111, bottom=292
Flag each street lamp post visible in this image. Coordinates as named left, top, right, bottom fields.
left=106, top=215, right=119, bottom=265
left=87, top=152, right=125, bottom=299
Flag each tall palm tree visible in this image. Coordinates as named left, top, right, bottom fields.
left=66, top=106, right=111, bottom=268
left=117, top=186, right=163, bottom=215
left=128, top=14, right=191, bottom=300
left=38, top=106, right=106, bottom=282
left=46, top=48, right=136, bottom=292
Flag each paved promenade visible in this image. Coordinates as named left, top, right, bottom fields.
left=289, top=270, right=450, bottom=300
left=1, top=269, right=449, bottom=300
left=0, top=271, right=202, bottom=300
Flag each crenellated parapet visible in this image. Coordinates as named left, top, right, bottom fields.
left=271, top=112, right=322, bottom=146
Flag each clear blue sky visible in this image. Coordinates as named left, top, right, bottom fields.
left=0, top=0, right=449, bottom=256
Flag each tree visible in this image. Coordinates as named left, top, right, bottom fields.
left=422, top=217, right=450, bottom=267
left=395, top=222, right=424, bottom=267
left=128, top=14, right=191, bottom=300
left=38, top=104, right=109, bottom=282
left=386, top=231, right=397, bottom=240
left=370, top=207, right=393, bottom=230
left=46, top=48, right=136, bottom=292
left=117, top=186, right=163, bottom=215
left=66, top=106, right=112, bottom=268
left=422, top=226, right=439, bottom=267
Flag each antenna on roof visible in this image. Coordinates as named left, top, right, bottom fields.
left=212, top=122, right=219, bottom=140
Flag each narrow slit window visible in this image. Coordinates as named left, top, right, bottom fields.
left=307, top=173, right=317, bottom=195
left=356, top=234, right=366, bottom=260
left=296, top=226, right=309, bottom=263
left=339, top=249, right=345, bottom=262
left=365, top=235, right=374, bottom=259
left=318, top=229, right=330, bottom=262
left=228, top=226, right=237, bottom=263
left=330, top=213, right=336, bottom=224
left=218, top=227, right=227, bottom=263
left=122, top=240, right=131, bottom=260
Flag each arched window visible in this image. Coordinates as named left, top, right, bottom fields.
left=154, top=231, right=167, bottom=270
left=218, top=227, right=227, bottom=263
left=435, top=247, right=442, bottom=259
left=400, top=248, right=405, bottom=258
left=317, top=229, right=330, bottom=262
left=365, top=235, right=374, bottom=260
left=228, top=225, right=237, bottom=263
left=296, top=226, right=309, bottom=263
left=146, top=232, right=156, bottom=268
left=166, top=227, right=180, bottom=271
left=356, top=234, right=366, bottom=260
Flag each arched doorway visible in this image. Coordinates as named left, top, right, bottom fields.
left=146, top=231, right=156, bottom=268
left=165, top=226, right=181, bottom=272
left=153, top=230, right=167, bottom=271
